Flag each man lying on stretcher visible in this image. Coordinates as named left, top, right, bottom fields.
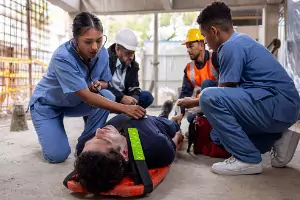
left=74, top=112, right=184, bottom=193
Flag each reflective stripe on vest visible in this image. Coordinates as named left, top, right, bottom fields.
left=187, top=58, right=218, bottom=87
left=188, top=61, right=197, bottom=87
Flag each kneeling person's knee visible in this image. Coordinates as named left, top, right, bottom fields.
left=100, top=89, right=116, bottom=102
left=199, top=87, right=220, bottom=108
left=139, top=91, right=154, bottom=108
left=43, top=146, right=70, bottom=163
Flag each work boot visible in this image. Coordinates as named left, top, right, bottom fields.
left=270, top=129, right=300, bottom=168
left=159, top=100, right=174, bottom=119
left=185, top=131, right=189, bottom=138
left=211, top=156, right=263, bottom=175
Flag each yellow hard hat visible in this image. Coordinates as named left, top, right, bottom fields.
left=182, top=28, right=204, bottom=45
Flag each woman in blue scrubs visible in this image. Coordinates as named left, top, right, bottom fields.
left=29, top=12, right=146, bottom=163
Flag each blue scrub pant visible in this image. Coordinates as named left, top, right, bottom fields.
left=136, top=91, right=154, bottom=108
left=187, top=79, right=218, bottom=123
left=30, top=89, right=115, bottom=163
left=200, top=87, right=293, bottom=164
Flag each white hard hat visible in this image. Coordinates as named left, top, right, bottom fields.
left=115, top=28, right=138, bottom=51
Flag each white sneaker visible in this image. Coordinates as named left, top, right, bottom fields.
left=211, top=156, right=263, bottom=175
left=271, top=130, right=300, bottom=168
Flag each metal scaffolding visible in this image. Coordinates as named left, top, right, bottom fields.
left=0, top=0, right=50, bottom=113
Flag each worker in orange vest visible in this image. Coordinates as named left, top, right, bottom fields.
left=173, top=28, right=219, bottom=124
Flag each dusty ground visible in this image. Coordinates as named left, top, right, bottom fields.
left=0, top=108, right=300, bottom=200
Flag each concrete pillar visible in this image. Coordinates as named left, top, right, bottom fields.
left=262, top=4, right=279, bottom=48
left=140, top=49, right=146, bottom=90
left=153, top=13, right=159, bottom=106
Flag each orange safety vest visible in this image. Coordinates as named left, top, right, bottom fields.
left=186, top=53, right=218, bottom=88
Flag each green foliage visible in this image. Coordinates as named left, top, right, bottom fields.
left=103, top=12, right=198, bottom=45
left=166, top=32, right=176, bottom=41
left=108, top=19, right=122, bottom=43
left=159, top=13, right=172, bottom=27
left=127, top=15, right=152, bottom=41
left=170, top=13, right=181, bottom=26
left=106, top=15, right=152, bottom=46
left=182, top=12, right=198, bottom=26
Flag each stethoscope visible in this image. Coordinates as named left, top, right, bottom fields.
left=26, top=36, right=108, bottom=113
left=70, top=35, right=108, bottom=93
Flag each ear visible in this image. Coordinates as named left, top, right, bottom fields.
left=211, top=26, right=218, bottom=36
left=199, top=41, right=205, bottom=48
left=120, top=147, right=129, bottom=161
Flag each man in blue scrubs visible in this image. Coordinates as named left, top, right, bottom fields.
left=178, top=2, right=300, bottom=175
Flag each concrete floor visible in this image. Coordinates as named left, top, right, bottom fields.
left=0, top=108, right=300, bottom=200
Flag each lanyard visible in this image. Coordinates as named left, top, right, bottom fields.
left=122, top=117, right=153, bottom=195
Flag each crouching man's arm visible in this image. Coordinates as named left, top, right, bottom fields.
left=177, top=97, right=200, bottom=109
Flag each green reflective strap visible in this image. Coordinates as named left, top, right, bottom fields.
left=128, top=128, right=145, bottom=161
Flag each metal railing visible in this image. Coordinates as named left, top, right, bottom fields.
left=0, top=0, right=50, bottom=114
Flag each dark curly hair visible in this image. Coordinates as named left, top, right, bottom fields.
left=74, top=149, right=127, bottom=193
left=197, top=2, right=232, bottom=31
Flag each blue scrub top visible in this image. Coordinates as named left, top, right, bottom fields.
left=217, top=32, right=300, bottom=123
left=29, top=40, right=112, bottom=118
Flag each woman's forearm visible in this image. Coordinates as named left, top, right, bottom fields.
left=76, top=88, right=124, bottom=113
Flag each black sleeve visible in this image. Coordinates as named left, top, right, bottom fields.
left=178, top=68, right=194, bottom=114
left=107, top=83, right=125, bottom=103
left=127, top=66, right=141, bottom=100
